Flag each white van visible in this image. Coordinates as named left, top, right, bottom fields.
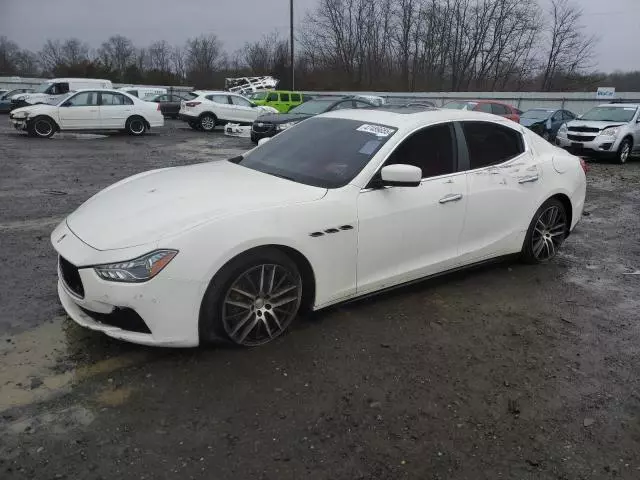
left=119, top=86, right=167, bottom=101
left=12, top=78, right=113, bottom=106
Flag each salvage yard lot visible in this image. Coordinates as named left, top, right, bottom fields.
left=1, top=119, right=640, bottom=479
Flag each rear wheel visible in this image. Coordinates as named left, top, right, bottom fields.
left=200, top=248, right=303, bottom=347
left=199, top=113, right=217, bottom=132
left=616, top=138, right=632, bottom=164
left=521, top=198, right=568, bottom=264
left=28, top=116, right=55, bottom=138
left=125, top=116, right=147, bottom=136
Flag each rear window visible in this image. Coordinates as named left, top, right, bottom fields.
left=291, top=93, right=301, bottom=102
left=237, top=117, right=397, bottom=188
left=182, top=92, right=198, bottom=100
left=280, top=93, right=290, bottom=102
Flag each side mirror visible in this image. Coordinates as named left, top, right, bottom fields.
left=251, top=103, right=258, bottom=108
left=258, top=137, right=271, bottom=146
left=61, top=101, right=71, bottom=107
left=380, top=164, right=422, bottom=187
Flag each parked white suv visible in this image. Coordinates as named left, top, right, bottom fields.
left=556, top=102, right=640, bottom=163
left=178, top=91, right=278, bottom=132
left=9, top=88, right=164, bottom=138
left=12, top=78, right=113, bottom=108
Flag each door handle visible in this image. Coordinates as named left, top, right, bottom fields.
left=518, top=174, right=539, bottom=184
left=439, top=193, right=463, bottom=204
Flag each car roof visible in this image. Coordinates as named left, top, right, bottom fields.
left=320, top=108, right=515, bottom=129
left=598, top=103, right=640, bottom=108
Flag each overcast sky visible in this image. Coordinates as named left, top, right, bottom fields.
left=1, top=0, right=638, bottom=73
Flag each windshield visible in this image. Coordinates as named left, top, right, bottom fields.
left=580, top=106, right=638, bottom=123
left=443, top=101, right=477, bottom=110
left=249, top=92, right=268, bottom=100
left=236, top=117, right=397, bottom=188
left=34, top=83, right=52, bottom=93
left=288, top=100, right=335, bottom=115
left=55, top=93, right=74, bottom=105
left=521, top=109, right=553, bottom=120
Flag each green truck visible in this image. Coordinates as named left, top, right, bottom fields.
left=247, top=90, right=310, bottom=113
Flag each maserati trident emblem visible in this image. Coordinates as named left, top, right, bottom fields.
left=56, top=234, right=67, bottom=243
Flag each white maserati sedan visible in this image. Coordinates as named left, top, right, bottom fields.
left=9, top=89, right=164, bottom=138
left=51, top=107, right=587, bottom=348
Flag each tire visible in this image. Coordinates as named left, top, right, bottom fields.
left=28, top=116, right=55, bottom=138
left=521, top=198, right=568, bottom=264
left=199, top=113, right=217, bottom=132
left=125, top=116, right=147, bottom=136
left=199, top=248, right=303, bottom=347
left=616, top=138, right=632, bottom=164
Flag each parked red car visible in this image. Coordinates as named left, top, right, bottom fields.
left=443, top=100, right=520, bottom=122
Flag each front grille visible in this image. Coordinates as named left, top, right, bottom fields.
left=59, top=256, right=84, bottom=298
left=568, top=126, right=600, bottom=133
left=568, top=134, right=596, bottom=142
left=252, top=123, right=275, bottom=133
left=80, top=307, right=151, bottom=334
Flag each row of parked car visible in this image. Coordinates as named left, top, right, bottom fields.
left=2, top=78, right=638, bottom=163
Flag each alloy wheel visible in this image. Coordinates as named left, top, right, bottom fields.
left=129, top=119, right=145, bottom=134
left=531, top=205, right=566, bottom=261
left=200, top=116, right=215, bottom=131
left=620, top=141, right=630, bottom=163
left=222, top=264, right=302, bottom=346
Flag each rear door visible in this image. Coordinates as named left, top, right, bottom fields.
left=57, top=91, right=100, bottom=129
left=205, top=94, right=234, bottom=122
left=99, top=92, right=134, bottom=128
left=456, top=121, right=542, bottom=263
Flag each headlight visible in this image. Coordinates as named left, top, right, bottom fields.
left=277, top=121, right=299, bottom=131
left=94, top=249, right=178, bottom=283
left=599, top=126, right=619, bottom=137
left=558, top=123, right=567, bottom=134
left=12, top=111, right=29, bottom=119
left=15, top=95, right=27, bottom=101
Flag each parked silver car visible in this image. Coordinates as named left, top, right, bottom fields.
left=556, top=102, right=640, bottom=163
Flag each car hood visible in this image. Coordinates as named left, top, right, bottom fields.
left=565, top=120, right=625, bottom=130
left=66, top=161, right=327, bottom=251
left=520, top=118, right=546, bottom=127
left=255, top=113, right=313, bottom=124
left=10, top=104, right=56, bottom=117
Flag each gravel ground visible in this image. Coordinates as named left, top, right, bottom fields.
left=0, top=119, right=639, bottom=480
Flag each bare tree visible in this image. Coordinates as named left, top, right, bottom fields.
left=39, top=38, right=90, bottom=74
left=541, top=0, right=596, bottom=91
left=98, top=35, right=136, bottom=79
left=148, top=40, right=172, bottom=74
left=0, top=36, right=22, bottom=74
left=185, top=34, right=224, bottom=87
left=171, top=45, right=187, bottom=81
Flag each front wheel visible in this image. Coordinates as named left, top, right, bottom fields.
left=200, top=248, right=303, bottom=347
left=616, top=138, right=632, bottom=164
left=521, top=198, right=568, bottom=264
left=126, top=116, right=147, bottom=136
left=28, top=116, right=55, bottom=138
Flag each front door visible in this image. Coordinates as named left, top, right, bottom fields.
left=356, top=122, right=468, bottom=294
left=456, top=121, right=543, bottom=263
left=229, top=95, right=258, bottom=123
left=57, top=91, right=100, bottom=129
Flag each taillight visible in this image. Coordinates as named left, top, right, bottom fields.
left=157, top=103, right=161, bottom=111
left=579, top=158, right=589, bottom=174
left=186, top=102, right=201, bottom=107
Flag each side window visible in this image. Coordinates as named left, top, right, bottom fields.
left=206, top=94, right=229, bottom=104
left=267, top=92, right=279, bottom=102
left=155, top=95, right=168, bottom=102
left=332, top=101, right=354, bottom=111
left=291, top=93, right=301, bottom=102
left=491, top=103, right=509, bottom=115
left=66, top=91, right=98, bottom=106
left=100, top=92, right=129, bottom=105
left=462, top=121, right=524, bottom=169
left=562, top=111, right=574, bottom=120
left=477, top=103, right=493, bottom=113
left=551, top=111, right=562, bottom=121
left=386, top=123, right=455, bottom=179
left=355, top=101, right=372, bottom=109
left=230, top=95, right=252, bottom=107
left=280, top=93, right=290, bottom=102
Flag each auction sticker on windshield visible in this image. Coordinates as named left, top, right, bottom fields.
left=357, top=124, right=395, bottom=137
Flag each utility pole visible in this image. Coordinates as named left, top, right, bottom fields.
left=290, top=0, right=295, bottom=90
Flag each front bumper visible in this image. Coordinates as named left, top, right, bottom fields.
left=556, top=133, right=618, bottom=158
left=8, top=115, right=28, bottom=131
left=53, top=223, right=202, bottom=347
left=250, top=125, right=279, bottom=143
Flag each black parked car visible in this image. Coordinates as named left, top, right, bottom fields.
left=520, top=108, right=576, bottom=141
left=148, top=93, right=193, bottom=119
left=0, top=88, right=34, bottom=113
left=251, top=97, right=376, bottom=143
